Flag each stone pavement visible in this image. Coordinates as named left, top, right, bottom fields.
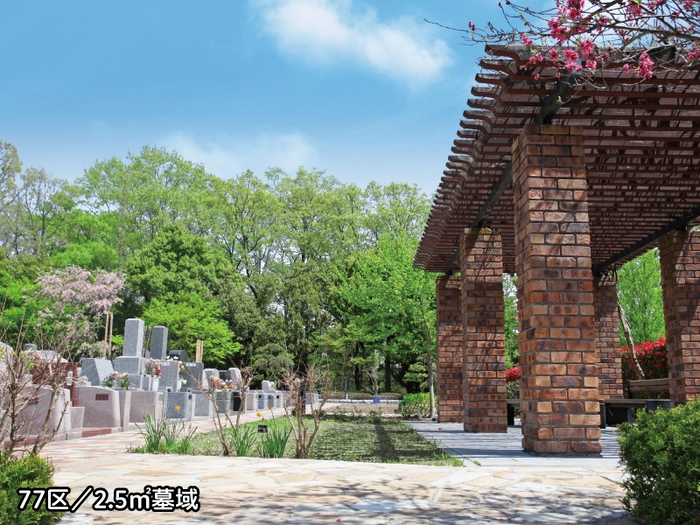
left=41, top=406, right=636, bottom=525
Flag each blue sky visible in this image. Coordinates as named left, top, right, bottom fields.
left=1, top=0, right=506, bottom=196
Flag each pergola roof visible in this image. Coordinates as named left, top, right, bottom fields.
left=415, top=45, right=700, bottom=274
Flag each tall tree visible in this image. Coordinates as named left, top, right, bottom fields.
left=617, top=248, right=665, bottom=346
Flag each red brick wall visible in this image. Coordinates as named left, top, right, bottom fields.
left=436, top=275, right=463, bottom=422
left=593, top=274, right=624, bottom=400
left=659, top=230, right=700, bottom=403
left=460, top=228, right=507, bottom=433
left=512, top=125, right=601, bottom=456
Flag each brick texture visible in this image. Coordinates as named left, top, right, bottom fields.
left=659, top=230, right=700, bottom=403
left=512, top=125, right=602, bottom=456
left=436, top=275, right=463, bottom=422
left=460, top=228, right=507, bottom=433
left=593, top=274, right=624, bottom=400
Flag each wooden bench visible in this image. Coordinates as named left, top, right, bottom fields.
left=628, top=377, right=670, bottom=395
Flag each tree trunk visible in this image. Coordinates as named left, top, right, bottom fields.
left=384, top=352, right=391, bottom=392
left=427, top=353, right=436, bottom=419
left=618, top=302, right=646, bottom=379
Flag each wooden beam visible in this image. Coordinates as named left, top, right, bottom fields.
left=592, top=204, right=700, bottom=275
left=444, top=164, right=512, bottom=275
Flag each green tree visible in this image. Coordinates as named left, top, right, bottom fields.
left=617, top=249, right=665, bottom=346
left=125, top=222, right=230, bottom=304
left=503, top=274, right=519, bottom=369
left=141, top=292, right=241, bottom=367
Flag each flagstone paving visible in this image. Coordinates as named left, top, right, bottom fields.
left=43, top=405, right=637, bottom=524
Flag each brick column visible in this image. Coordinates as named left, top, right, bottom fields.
left=460, top=228, right=507, bottom=433
left=593, top=274, right=624, bottom=400
left=512, top=125, right=601, bottom=456
left=659, top=230, right=700, bottom=403
left=436, top=275, right=463, bottom=422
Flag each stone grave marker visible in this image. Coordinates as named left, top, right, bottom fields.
left=158, top=360, right=180, bottom=392
left=181, top=362, right=204, bottom=392
left=81, top=358, right=114, bottom=387
left=123, top=318, right=145, bottom=357
left=166, top=391, right=192, bottom=420
left=150, top=326, right=168, bottom=361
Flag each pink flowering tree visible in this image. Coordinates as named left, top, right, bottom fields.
left=448, top=0, right=700, bottom=84
left=35, top=265, right=125, bottom=357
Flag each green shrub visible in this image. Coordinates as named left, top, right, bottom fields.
left=396, top=393, right=430, bottom=418
left=132, top=415, right=196, bottom=454
left=0, top=451, right=60, bottom=525
left=259, top=426, right=291, bottom=458
left=227, top=425, right=258, bottom=457
left=618, top=400, right=700, bottom=525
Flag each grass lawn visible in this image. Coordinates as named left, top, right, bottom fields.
left=189, top=417, right=463, bottom=467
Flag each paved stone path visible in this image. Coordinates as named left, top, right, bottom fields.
left=42, top=406, right=636, bottom=524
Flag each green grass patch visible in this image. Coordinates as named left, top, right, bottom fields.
left=309, top=420, right=462, bottom=466
left=187, top=417, right=462, bottom=466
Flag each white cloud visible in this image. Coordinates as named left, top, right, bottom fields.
left=252, top=0, right=452, bottom=86
left=160, top=132, right=316, bottom=179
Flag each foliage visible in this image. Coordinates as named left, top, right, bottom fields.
left=458, top=0, right=700, bottom=84
left=617, top=249, right=665, bottom=347
left=259, top=426, right=292, bottom=458
left=227, top=424, right=258, bottom=457
left=0, top=451, right=59, bottom=525
left=1, top=142, right=437, bottom=390
left=503, top=274, right=519, bottom=369
left=397, top=393, right=431, bottom=418
left=125, top=222, right=229, bottom=303
left=141, top=292, right=240, bottom=367
left=133, top=415, right=197, bottom=455
left=621, top=337, right=668, bottom=381
left=505, top=366, right=522, bottom=383
left=618, top=400, right=700, bottom=525
left=34, top=265, right=124, bottom=358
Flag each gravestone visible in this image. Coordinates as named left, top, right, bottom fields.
left=130, top=391, right=165, bottom=423
left=81, top=358, right=114, bottom=387
left=76, top=386, right=121, bottom=429
left=113, top=356, right=144, bottom=376
left=229, top=368, right=242, bottom=386
left=150, top=326, right=168, bottom=361
left=203, top=368, right=218, bottom=388
left=166, top=391, right=192, bottom=420
left=193, top=392, right=212, bottom=417
left=181, top=362, right=204, bottom=392
left=23, top=344, right=38, bottom=352
left=261, top=380, right=275, bottom=391
left=158, top=361, right=180, bottom=392
left=168, top=349, right=188, bottom=362
left=215, top=390, right=232, bottom=415
left=123, top=318, right=145, bottom=357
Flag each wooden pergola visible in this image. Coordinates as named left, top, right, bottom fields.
left=416, top=45, right=700, bottom=455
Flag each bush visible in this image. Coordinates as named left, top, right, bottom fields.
left=621, top=337, right=668, bottom=381
left=618, top=400, right=700, bottom=525
left=396, top=393, right=430, bottom=418
left=0, top=451, right=60, bottom=525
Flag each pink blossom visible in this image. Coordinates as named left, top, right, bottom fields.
left=520, top=32, right=533, bottom=46
left=578, top=39, right=595, bottom=60
left=636, top=51, right=655, bottom=79
left=586, top=59, right=598, bottom=71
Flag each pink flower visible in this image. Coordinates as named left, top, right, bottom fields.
left=520, top=33, right=533, bottom=47
left=636, top=51, right=655, bottom=79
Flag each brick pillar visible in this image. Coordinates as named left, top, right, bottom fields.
left=593, top=274, right=624, bottom=400
left=460, top=228, right=507, bottom=433
left=436, top=275, right=463, bottom=422
left=659, top=230, right=700, bottom=403
left=512, top=125, right=601, bottom=456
